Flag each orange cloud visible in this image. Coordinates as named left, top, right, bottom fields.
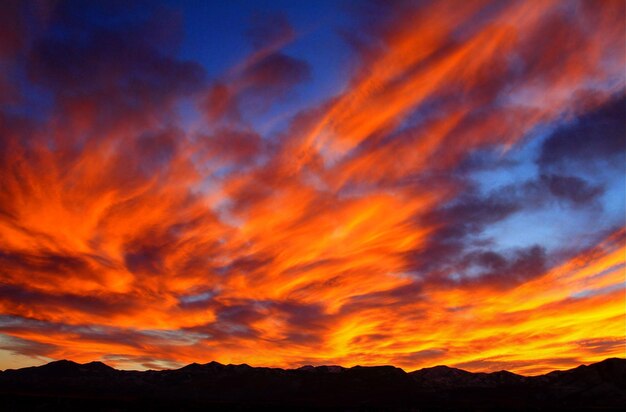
left=0, top=0, right=624, bottom=374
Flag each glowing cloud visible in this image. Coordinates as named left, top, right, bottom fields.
left=0, top=0, right=624, bottom=373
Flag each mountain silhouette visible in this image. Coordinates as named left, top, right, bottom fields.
left=1, top=358, right=624, bottom=410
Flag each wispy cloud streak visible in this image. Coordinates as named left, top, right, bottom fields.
left=0, top=0, right=624, bottom=373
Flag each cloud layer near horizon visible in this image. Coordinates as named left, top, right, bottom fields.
left=0, top=0, right=624, bottom=374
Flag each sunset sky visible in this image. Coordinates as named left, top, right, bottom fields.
left=0, top=0, right=624, bottom=375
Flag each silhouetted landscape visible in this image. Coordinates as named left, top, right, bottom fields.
left=1, top=358, right=624, bottom=411
left=1, top=3, right=625, bottom=410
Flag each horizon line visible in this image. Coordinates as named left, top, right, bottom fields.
left=3, top=357, right=624, bottom=377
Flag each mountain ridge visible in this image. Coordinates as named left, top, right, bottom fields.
left=1, top=357, right=624, bottom=410
left=4, top=356, right=622, bottom=375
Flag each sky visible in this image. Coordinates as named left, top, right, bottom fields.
left=0, top=0, right=624, bottom=375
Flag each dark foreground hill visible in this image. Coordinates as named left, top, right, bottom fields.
left=0, top=358, right=624, bottom=411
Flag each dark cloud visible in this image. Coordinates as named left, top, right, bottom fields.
left=124, top=246, right=165, bottom=276
left=539, top=96, right=625, bottom=168
left=0, top=250, right=92, bottom=279
left=496, top=174, right=605, bottom=209
left=241, top=53, right=310, bottom=93
left=274, top=301, right=328, bottom=335
left=576, top=338, right=625, bottom=355
left=27, top=8, right=205, bottom=135
left=203, top=53, right=310, bottom=122
left=0, top=284, right=136, bottom=318
left=539, top=174, right=603, bottom=205
left=339, top=282, right=425, bottom=316
left=219, top=253, right=275, bottom=276
left=0, top=0, right=25, bottom=58
left=200, top=128, right=262, bottom=166
left=460, top=245, right=547, bottom=288
left=402, top=178, right=563, bottom=291
left=184, top=299, right=332, bottom=346
left=406, top=161, right=606, bottom=285
left=189, top=303, right=262, bottom=340
left=0, top=334, right=57, bottom=359
left=202, top=12, right=310, bottom=122
left=407, top=191, right=519, bottom=275
left=0, top=315, right=191, bottom=360
left=122, top=220, right=223, bottom=277
left=455, top=147, right=519, bottom=174
left=134, top=129, right=180, bottom=173
left=0, top=315, right=210, bottom=356
left=438, top=193, right=520, bottom=234
left=246, top=12, right=295, bottom=50
left=204, top=83, right=239, bottom=122
left=391, top=349, right=448, bottom=366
